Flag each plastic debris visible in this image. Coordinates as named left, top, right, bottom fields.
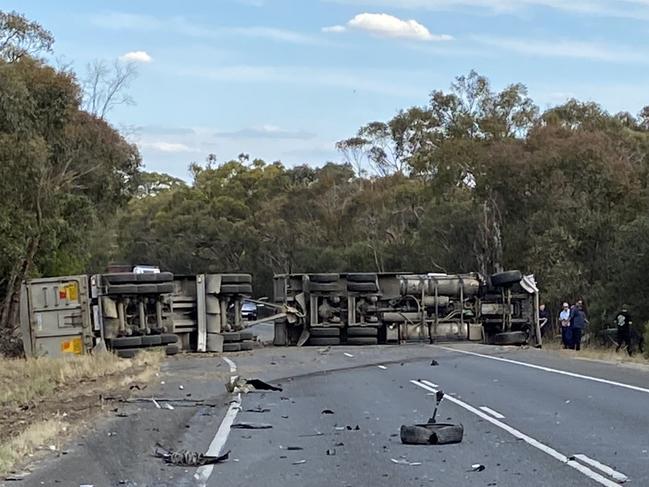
left=179, top=385, right=184, bottom=390
left=152, top=399, right=161, bottom=409
left=470, top=464, right=486, bottom=472
left=163, top=403, right=175, bottom=410
left=391, top=458, right=421, bottom=466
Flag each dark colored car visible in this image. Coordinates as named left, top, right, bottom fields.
left=241, top=300, right=257, bottom=321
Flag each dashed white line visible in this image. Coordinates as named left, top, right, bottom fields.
left=434, top=345, right=649, bottom=395
left=572, top=454, right=628, bottom=483
left=195, top=357, right=240, bottom=486
left=344, top=352, right=354, bottom=358
left=479, top=406, right=505, bottom=419
left=410, top=380, right=622, bottom=487
left=420, top=379, right=439, bottom=388
left=377, top=365, right=387, bottom=370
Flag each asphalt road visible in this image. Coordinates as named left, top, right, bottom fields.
left=13, top=343, right=649, bottom=487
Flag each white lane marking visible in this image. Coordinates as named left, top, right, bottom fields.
left=410, top=380, right=622, bottom=487
left=377, top=365, right=387, bottom=370
left=194, top=357, right=241, bottom=486
left=420, top=379, right=439, bottom=388
left=573, top=454, right=628, bottom=483
left=344, top=352, right=354, bottom=358
left=479, top=406, right=506, bottom=419
left=435, top=345, right=649, bottom=395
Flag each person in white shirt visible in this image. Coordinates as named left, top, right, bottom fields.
left=559, top=302, right=571, bottom=349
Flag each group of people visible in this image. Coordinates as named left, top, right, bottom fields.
left=538, top=300, right=639, bottom=355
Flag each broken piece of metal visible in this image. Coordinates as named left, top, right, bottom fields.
left=400, top=389, right=464, bottom=445
left=154, top=444, right=230, bottom=466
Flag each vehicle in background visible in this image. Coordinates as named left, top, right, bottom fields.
left=132, top=265, right=161, bottom=274
left=241, top=300, right=258, bottom=321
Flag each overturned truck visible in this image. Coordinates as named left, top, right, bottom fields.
left=272, top=270, right=540, bottom=347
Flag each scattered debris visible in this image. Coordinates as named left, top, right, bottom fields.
left=163, top=403, right=175, bottom=410
left=470, top=464, right=486, bottom=472
left=129, top=384, right=145, bottom=390
left=335, top=442, right=344, bottom=447
left=326, top=448, right=336, bottom=456
left=298, top=432, right=324, bottom=438
left=334, top=426, right=345, bottom=431
left=115, top=412, right=128, bottom=418
left=154, top=444, right=230, bottom=466
left=231, top=422, right=273, bottom=430
left=318, top=346, right=331, bottom=354
left=280, top=396, right=290, bottom=401
left=321, top=409, right=335, bottom=415
left=179, top=385, right=184, bottom=390
left=345, top=425, right=360, bottom=431
left=246, top=407, right=271, bottom=413
left=343, top=353, right=354, bottom=358
left=152, top=399, right=161, bottom=409
left=400, top=390, right=464, bottom=445
left=281, top=415, right=289, bottom=419
left=226, top=377, right=283, bottom=394
left=390, top=458, right=421, bottom=466
left=286, top=446, right=303, bottom=451
left=292, top=460, right=307, bottom=465
left=430, top=360, right=439, bottom=366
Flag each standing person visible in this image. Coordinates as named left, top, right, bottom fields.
left=559, top=302, right=571, bottom=349
left=569, top=299, right=588, bottom=351
left=615, top=304, right=633, bottom=356
left=539, top=303, right=550, bottom=337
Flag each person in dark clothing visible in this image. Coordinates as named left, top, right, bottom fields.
left=615, top=305, right=633, bottom=356
left=539, top=303, right=550, bottom=337
left=569, top=299, right=588, bottom=351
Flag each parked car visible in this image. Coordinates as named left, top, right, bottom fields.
left=241, top=300, right=258, bottom=321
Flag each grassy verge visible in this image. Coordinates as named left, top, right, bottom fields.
left=0, top=350, right=163, bottom=476
left=543, top=340, right=649, bottom=366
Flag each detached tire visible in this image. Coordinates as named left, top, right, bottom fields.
left=160, top=333, right=178, bottom=345
left=141, top=335, right=162, bottom=346
left=347, top=282, right=378, bottom=293
left=309, top=282, right=340, bottom=292
left=346, top=337, right=378, bottom=346
left=108, top=336, right=142, bottom=349
left=310, top=327, right=341, bottom=337
left=490, top=270, right=522, bottom=287
left=309, top=273, right=339, bottom=283
left=165, top=344, right=179, bottom=356
left=220, top=274, right=252, bottom=284
left=492, top=331, right=527, bottom=345
left=220, top=284, right=253, bottom=294
left=307, top=337, right=341, bottom=346
left=347, top=327, right=378, bottom=337
left=223, top=342, right=242, bottom=352
left=400, top=423, right=464, bottom=445
left=222, top=332, right=241, bottom=343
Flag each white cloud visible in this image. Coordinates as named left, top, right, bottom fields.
left=323, top=13, right=452, bottom=41
left=139, top=141, right=194, bottom=152
left=119, top=51, right=153, bottom=63
left=474, top=36, right=647, bottom=63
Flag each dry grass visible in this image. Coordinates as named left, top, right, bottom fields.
left=0, top=350, right=164, bottom=476
left=543, top=340, right=649, bottom=366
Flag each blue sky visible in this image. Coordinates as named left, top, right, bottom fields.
left=8, top=0, right=649, bottom=179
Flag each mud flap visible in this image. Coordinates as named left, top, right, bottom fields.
left=297, top=327, right=310, bottom=347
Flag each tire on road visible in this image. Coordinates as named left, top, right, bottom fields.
left=220, top=274, right=252, bottom=284
left=306, top=337, right=341, bottom=346
left=222, top=332, right=241, bottom=343
left=309, top=273, right=339, bottom=283
left=346, top=336, right=378, bottom=346
left=347, top=326, right=378, bottom=337
left=160, top=333, right=178, bottom=345
left=165, top=344, right=179, bottom=356
left=141, top=335, right=162, bottom=346
left=240, top=341, right=254, bottom=351
left=346, top=273, right=377, bottom=283
left=310, top=327, right=341, bottom=337
left=347, top=282, right=378, bottom=293
left=309, top=282, right=340, bottom=292
left=400, top=423, right=464, bottom=445
left=108, top=336, right=142, bottom=349
left=490, top=270, right=522, bottom=287
left=239, top=330, right=254, bottom=341
left=220, top=284, right=253, bottom=295
left=492, top=331, right=528, bottom=346
left=223, top=342, right=242, bottom=352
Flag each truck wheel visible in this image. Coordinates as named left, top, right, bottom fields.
left=115, top=348, right=140, bottom=359
left=160, top=334, right=178, bottom=345
left=346, top=273, right=377, bottom=283
left=220, top=284, right=253, bottom=294
left=108, top=336, right=142, bottom=349
left=156, top=283, right=174, bottom=294
left=222, top=332, right=241, bottom=343
left=492, top=331, right=527, bottom=345
left=346, top=337, right=378, bottom=346
left=347, top=282, right=378, bottom=293
left=309, top=273, right=339, bottom=283
left=165, top=344, right=179, bottom=355
left=106, top=284, right=138, bottom=295
left=310, top=327, right=341, bottom=337
left=347, top=327, right=378, bottom=337
left=223, top=342, right=242, bottom=352
left=307, top=337, right=341, bottom=346
left=490, top=270, right=522, bottom=287
left=103, top=273, right=137, bottom=284
left=135, top=284, right=158, bottom=294
left=400, top=423, right=464, bottom=445
left=135, top=272, right=173, bottom=282
left=141, top=335, right=162, bottom=346
left=221, top=274, right=252, bottom=284
left=309, top=282, right=340, bottom=292
left=240, top=341, right=254, bottom=351
left=239, top=330, right=254, bottom=341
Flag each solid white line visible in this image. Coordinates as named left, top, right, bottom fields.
left=195, top=357, right=241, bottom=486
left=573, top=454, right=628, bottom=483
left=479, top=406, right=505, bottom=419
left=410, top=380, right=621, bottom=487
left=377, top=365, right=387, bottom=370
left=344, top=352, right=354, bottom=358
left=435, top=345, right=649, bottom=395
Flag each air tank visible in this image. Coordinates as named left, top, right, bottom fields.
left=399, top=274, right=481, bottom=298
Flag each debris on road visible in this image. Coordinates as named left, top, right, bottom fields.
left=430, top=359, right=439, bottom=366
left=226, top=377, right=283, bottom=393
left=231, top=422, right=273, bottom=429
left=152, top=399, right=161, bottom=409
left=292, top=460, right=307, bottom=465
left=326, top=448, right=336, bottom=456
left=390, top=458, right=422, bottom=466
left=401, top=390, right=464, bottom=445
left=178, top=385, right=184, bottom=390
left=335, top=442, right=344, bottom=447
left=163, top=403, right=175, bottom=410
left=321, top=409, right=335, bottom=415
left=343, top=353, right=354, bottom=358
left=246, top=406, right=271, bottom=413
left=470, top=464, right=486, bottom=472
left=286, top=446, right=303, bottom=451
left=154, top=444, right=230, bottom=466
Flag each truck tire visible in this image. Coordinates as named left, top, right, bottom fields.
left=490, top=270, right=522, bottom=287
left=116, top=348, right=140, bottom=359
left=103, top=273, right=137, bottom=284
left=310, top=327, right=341, bottom=337
left=136, top=272, right=173, bottom=282
left=492, top=331, right=527, bottom=345
left=141, top=335, right=162, bottom=346
left=223, top=342, right=242, bottom=352
left=108, top=336, right=142, bottom=349
left=400, top=423, right=464, bottom=445
left=346, top=273, right=377, bottom=283
left=346, top=337, right=378, bottom=346
left=347, top=327, right=378, bottom=337
left=240, top=341, right=254, bottom=351
left=160, top=333, right=178, bottom=345
left=220, top=284, right=253, bottom=294
left=222, top=332, right=241, bottom=343
left=347, top=282, right=378, bottom=293
left=309, top=273, right=339, bottom=283
left=239, top=330, right=254, bottom=341
left=309, top=282, right=340, bottom=292
left=156, top=282, right=174, bottom=294
left=106, top=284, right=138, bottom=295
left=165, top=344, right=179, bottom=356
left=220, top=274, right=252, bottom=284
left=307, top=337, right=341, bottom=346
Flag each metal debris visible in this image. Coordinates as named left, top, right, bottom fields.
left=470, top=464, right=486, bottom=472
left=286, top=446, right=303, bottom=451
left=231, top=422, right=273, bottom=430
left=154, top=444, right=230, bottom=466
left=321, top=409, right=335, bottom=415
left=390, top=458, right=421, bottom=466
